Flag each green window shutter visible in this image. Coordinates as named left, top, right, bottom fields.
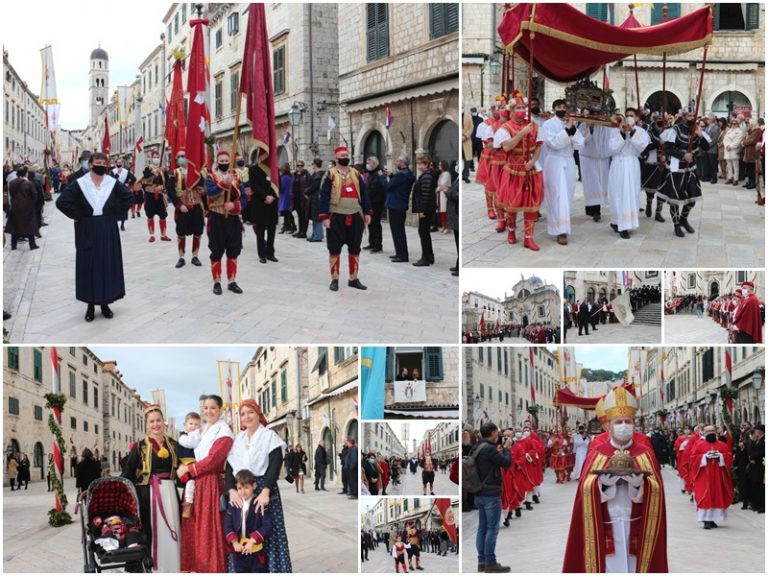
left=377, top=4, right=389, bottom=60
left=271, top=380, right=277, bottom=407
left=33, top=348, right=43, bottom=382
left=385, top=348, right=393, bottom=382
left=281, top=370, right=288, bottom=402
left=366, top=4, right=377, bottom=62
left=424, top=347, right=443, bottom=381
left=429, top=4, right=444, bottom=39
left=8, top=347, right=19, bottom=371
left=713, top=5, right=721, bottom=30
left=478, top=347, right=484, bottom=363
left=746, top=3, right=760, bottom=30
left=334, top=347, right=343, bottom=364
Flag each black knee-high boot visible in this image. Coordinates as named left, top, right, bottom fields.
left=680, top=202, right=695, bottom=233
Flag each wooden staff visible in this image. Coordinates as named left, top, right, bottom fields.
left=226, top=91, right=244, bottom=218
left=633, top=54, right=641, bottom=111
left=685, top=46, right=709, bottom=165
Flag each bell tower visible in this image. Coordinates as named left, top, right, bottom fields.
left=89, top=45, right=109, bottom=127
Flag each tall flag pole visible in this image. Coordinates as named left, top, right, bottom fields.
left=186, top=14, right=212, bottom=189
left=238, top=2, right=280, bottom=193
left=724, top=347, right=734, bottom=416
left=40, top=45, right=59, bottom=196
left=166, top=53, right=187, bottom=172
left=529, top=347, right=536, bottom=404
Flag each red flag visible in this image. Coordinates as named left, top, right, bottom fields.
left=102, top=116, right=110, bottom=154
left=186, top=17, right=211, bottom=189
left=529, top=348, right=536, bottom=404
left=724, top=348, right=734, bottom=414
left=239, top=3, right=279, bottom=192
left=435, top=499, right=457, bottom=545
left=479, top=312, right=485, bottom=335
left=165, top=57, right=186, bottom=172
left=659, top=367, right=665, bottom=403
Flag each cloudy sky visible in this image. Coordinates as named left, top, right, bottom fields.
left=554, top=346, right=629, bottom=373
left=90, top=346, right=258, bottom=427
left=462, top=269, right=563, bottom=301
left=4, top=2, right=169, bottom=129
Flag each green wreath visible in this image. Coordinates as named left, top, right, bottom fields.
left=44, top=393, right=72, bottom=526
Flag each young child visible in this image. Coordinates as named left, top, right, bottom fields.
left=391, top=534, right=408, bottom=573
left=177, top=412, right=201, bottom=518
left=224, top=469, right=272, bottom=573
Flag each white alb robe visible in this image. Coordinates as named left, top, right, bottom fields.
left=572, top=433, right=590, bottom=478
left=539, top=117, right=584, bottom=235
left=578, top=123, right=612, bottom=208
left=608, top=127, right=650, bottom=232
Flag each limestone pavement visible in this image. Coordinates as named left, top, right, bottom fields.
left=564, top=321, right=662, bottom=344
left=385, top=467, right=459, bottom=498
left=3, top=201, right=459, bottom=343
left=2, top=475, right=357, bottom=573
left=462, top=176, right=765, bottom=268
left=461, top=465, right=765, bottom=572
left=664, top=312, right=746, bottom=344
left=361, top=539, right=459, bottom=573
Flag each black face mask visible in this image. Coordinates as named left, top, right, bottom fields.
left=236, top=161, right=245, bottom=168
left=338, top=158, right=350, bottom=167
left=555, top=110, right=567, bottom=119
left=705, top=433, right=717, bottom=443
left=91, top=165, right=108, bottom=176
left=531, top=106, right=541, bottom=115
left=218, top=164, right=229, bottom=172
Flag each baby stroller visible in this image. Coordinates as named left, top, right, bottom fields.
left=80, top=476, right=151, bottom=572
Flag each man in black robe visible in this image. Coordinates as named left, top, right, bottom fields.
left=56, top=152, right=134, bottom=321
left=246, top=162, right=279, bottom=264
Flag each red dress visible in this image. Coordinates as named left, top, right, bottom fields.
left=180, top=436, right=234, bottom=573
left=495, top=120, right=544, bottom=213
left=690, top=439, right=734, bottom=511
left=475, top=119, right=496, bottom=188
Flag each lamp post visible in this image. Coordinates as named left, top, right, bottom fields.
left=752, top=369, right=764, bottom=423
left=288, top=103, right=303, bottom=170
left=286, top=412, right=295, bottom=448
left=489, top=55, right=501, bottom=97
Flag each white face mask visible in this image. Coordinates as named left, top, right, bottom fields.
left=612, top=422, right=634, bottom=443
left=523, top=430, right=531, bottom=438
left=626, top=116, right=636, bottom=127
left=515, top=432, right=523, bottom=440
left=742, top=289, right=749, bottom=298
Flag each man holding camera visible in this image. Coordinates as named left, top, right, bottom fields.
left=473, top=422, right=512, bottom=573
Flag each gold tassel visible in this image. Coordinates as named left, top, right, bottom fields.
left=157, top=446, right=170, bottom=459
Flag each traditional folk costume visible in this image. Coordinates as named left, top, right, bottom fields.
left=224, top=497, right=272, bottom=572
left=111, top=165, right=137, bottom=229
left=641, top=121, right=667, bottom=222
left=563, top=387, right=667, bottom=573
left=225, top=401, right=292, bottom=573
left=540, top=115, right=585, bottom=244
left=204, top=150, right=244, bottom=295
left=659, top=119, right=712, bottom=237
left=494, top=92, right=544, bottom=250
left=121, top=426, right=182, bottom=573
left=318, top=147, right=373, bottom=292
left=690, top=436, right=733, bottom=527
left=143, top=170, right=171, bottom=242
left=167, top=151, right=206, bottom=268
left=179, top=418, right=235, bottom=573
left=608, top=124, right=650, bottom=237
left=563, top=433, right=575, bottom=481
left=176, top=432, right=197, bottom=518
left=392, top=540, right=408, bottom=573
left=406, top=524, right=422, bottom=570
left=549, top=434, right=568, bottom=483
left=132, top=167, right=152, bottom=218
left=475, top=109, right=501, bottom=219
left=578, top=123, right=613, bottom=221
left=490, top=108, right=511, bottom=233
left=56, top=173, right=134, bottom=307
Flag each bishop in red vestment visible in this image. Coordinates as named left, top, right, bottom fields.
left=733, top=281, right=763, bottom=344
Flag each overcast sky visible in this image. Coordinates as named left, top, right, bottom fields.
left=548, top=346, right=629, bottom=373
left=90, top=346, right=258, bottom=428
left=462, top=269, right=562, bottom=301
left=4, top=2, right=168, bottom=129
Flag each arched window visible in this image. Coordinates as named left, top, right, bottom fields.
left=644, top=90, right=682, bottom=114
left=363, top=130, right=385, bottom=165
left=428, top=119, right=459, bottom=166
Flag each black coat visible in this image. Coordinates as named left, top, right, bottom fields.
left=747, top=436, right=765, bottom=482
left=366, top=171, right=387, bottom=206
left=578, top=303, right=590, bottom=323
left=446, top=177, right=459, bottom=231
left=246, top=164, right=279, bottom=226
left=314, top=445, right=328, bottom=469
left=306, top=170, right=325, bottom=220
left=411, top=170, right=437, bottom=214
left=75, top=458, right=101, bottom=492
left=5, top=178, right=38, bottom=236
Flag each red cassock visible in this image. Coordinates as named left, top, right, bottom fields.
left=734, top=294, right=764, bottom=343
left=683, top=436, right=702, bottom=493
left=511, top=441, right=536, bottom=493
left=673, top=434, right=688, bottom=477
left=494, top=120, right=544, bottom=213
left=691, top=439, right=734, bottom=511
left=563, top=440, right=668, bottom=573
left=501, top=464, right=524, bottom=511
left=528, top=433, right=546, bottom=485
left=180, top=436, right=234, bottom=573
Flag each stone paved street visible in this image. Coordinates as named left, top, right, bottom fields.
left=3, top=475, right=357, bottom=573
left=386, top=467, right=459, bottom=497
left=462, top=177, right=765, bottom=268
left=664, top=312, right=746, bottom=344
left=361, top=539, right=459, bottom=573
left=564, top=322, right=662, bottom=344
left=3, top=202, right=458, bottom=343
left=461, top=465, right=764, bottom=573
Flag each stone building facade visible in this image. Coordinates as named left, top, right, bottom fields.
left=418, top=421, right=460, bottom=461
left=365, top=497, right=459, bottom=533
left=463, top=3, right=765, bottom=119
left=3, top=50, right=49, bottom=164
left=639, top=346, right=764, bottom=427
left=362, top=421, right=406, bottom=458
left=383, top=347, right=460, bottom=419
left=337, top=4, right=459, bottom=170
left=464, top=346, right=575, bottom=430
left=462, top=291, right=507, bottom=332
left=565, top=270, right=661, bottom=304
left=138, top=44, right=165, bottom=162
left=3, top=347, right=150, bottom=484
left=503, top=274, right=561, bottom=328
left=664, top=270, right=765, bottom=301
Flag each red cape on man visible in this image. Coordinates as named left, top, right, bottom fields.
left=691, top=439, right=734, bottom=510
left=501, top=464, right=525, bottom=511
left=528, top=432, right=546, bottom=485
left=563, top=439, right=668, bottom=573
left=734, top=294, right=764, bottom=343
left=511, top=441, right=536, bottom=492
